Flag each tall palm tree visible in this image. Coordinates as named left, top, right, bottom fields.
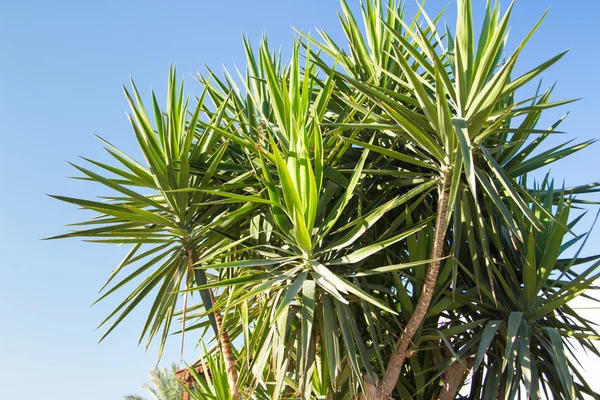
left=125, top=364, right=183, bottom=400
left=51, top=0, right=600, bottom=399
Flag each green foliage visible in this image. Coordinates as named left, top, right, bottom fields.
left=125, top=364, right=184, bottom=400
left=53, top=0, right=600, bottom=399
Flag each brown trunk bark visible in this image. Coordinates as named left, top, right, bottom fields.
left=369, top=172, right=451, bottom=400
left=360, top=375, right=380, bottom=400
left=438, top=357, right=474, bottom=400
left=209, top=290, right=242, bottom=400
left=186, top=249, right=242, bottom=400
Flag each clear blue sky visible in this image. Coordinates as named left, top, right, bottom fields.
left=1, top=1, right=598, bottom=399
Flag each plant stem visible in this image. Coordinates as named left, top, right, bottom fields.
left=187, top=248, right=241, bottom=400
left=376, top=172, right=451, bottom=399
left=439, top=356, right=474, bottom=400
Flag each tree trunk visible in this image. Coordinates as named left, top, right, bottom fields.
left=186, top=249, right=242, bottom=400
left=369, top=172, right=451, bottom=400
left=438, top=357, right=474, bottom=400
left=360, top=375, right=380, bottom=400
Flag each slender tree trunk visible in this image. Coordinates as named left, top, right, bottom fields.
left=370, top=172, right=451, bottom=400
left=438, top=357, right=474, bottom=400
left=186, top=249, right=242, bottom=400
left=360, top=375, right=380, bottom=400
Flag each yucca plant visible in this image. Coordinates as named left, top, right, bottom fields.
left=48, top=68, right=252, bottom=399
left=51, top=0, right=600, bottom=399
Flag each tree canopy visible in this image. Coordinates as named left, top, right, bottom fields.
left=52, top=0, right=600, bottom=398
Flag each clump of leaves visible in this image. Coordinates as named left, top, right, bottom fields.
left=52, top=0, right=600, bottom=399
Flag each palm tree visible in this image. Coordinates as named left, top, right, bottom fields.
left=51, top=0, right=600, bottom=399
left=125, top=364, right=183, bottom=400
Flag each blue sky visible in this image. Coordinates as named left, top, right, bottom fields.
left=1, top=1, right=599, bottom=399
